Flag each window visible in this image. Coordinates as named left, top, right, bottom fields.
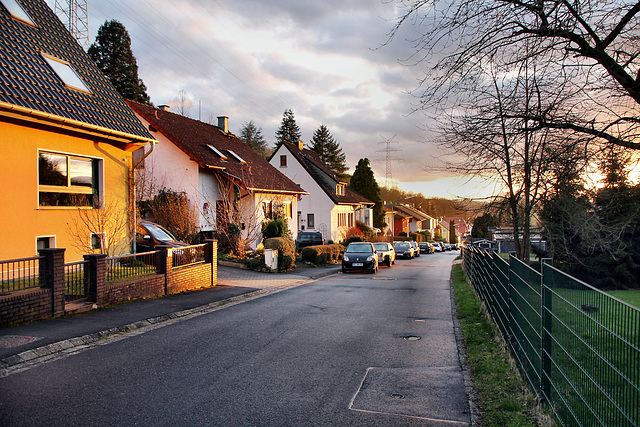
left=36, top=236, right=55, bottom=251
left=307, top=213, right=315, bottom=229
left=282, top=201, right=292, bottom=219
left=338, top=213, right=346, bottom=227
left=207, top=145, right=228, bottom=160
left=1, top=0, right=35, bottom=26
left=262, top=201, right=273, bottom=219
left=41, top=53, right=91, bottom=93
left=91, top=232, right=105, bottom=250
left=227, top=150, right=247, bottom=164
left=280, top=155, right=287, bottom=167
left=39, top=152, right=100, bottom=207
left=348, top=212, right=354, bottom=227
left=336, top=183, right=345, bottom=196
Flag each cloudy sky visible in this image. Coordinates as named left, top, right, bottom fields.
left=46, top=0, right=492, bottom=199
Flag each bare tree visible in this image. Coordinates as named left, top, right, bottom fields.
left=390, top=0, right=640, bottom=150
left=170, top=89, right=193, bottom=117
left=66, top=198, right=130, bottom=256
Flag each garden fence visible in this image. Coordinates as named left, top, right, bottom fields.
left=462, top=246, right=639, bottom=426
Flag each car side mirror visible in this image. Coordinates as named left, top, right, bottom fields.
left=144, top=235, right=152, bottom=240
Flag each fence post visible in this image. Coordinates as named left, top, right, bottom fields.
left=84, top=254, right=107, bottom=305
left=205, top=240, right=218, bottom=287
left=541, top=258, right=553, bottom=403
left=38, top=248, right=65, bottom=317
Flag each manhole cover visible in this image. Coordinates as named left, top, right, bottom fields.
left=0, top=335, right=41, bottom=349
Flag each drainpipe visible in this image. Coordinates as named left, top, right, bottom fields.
left=131, top=141, right=156, bottom=253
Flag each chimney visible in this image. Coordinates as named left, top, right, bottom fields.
left=298, top=140, right=304, bottom=150
left=217, top=116, right=229, bottom=133
left=158, top=104, right=170, bottom=111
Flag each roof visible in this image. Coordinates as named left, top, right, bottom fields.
left=0, top=0, right=154, bottom=144
left=274, top=141, right=372, bottom=206
left=386, top=204, right=434, bottom=222
left=128, top=101, right=306, bottom=195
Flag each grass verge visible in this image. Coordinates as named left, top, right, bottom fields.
left=451, top=263, right=544, bottom=426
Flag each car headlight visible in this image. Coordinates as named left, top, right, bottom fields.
left=366, top=256, right=374, bottom=262
left=343, top=255, right=350, bottom=261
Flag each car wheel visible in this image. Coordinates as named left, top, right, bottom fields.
left=386, top=257, right=391, bottom=267
left=342, top=266, right=347, bottom=274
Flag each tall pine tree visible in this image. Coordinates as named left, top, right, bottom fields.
left=239, top=120, right=269, bottom=158
left=275, top=109, right=301, bottom=149
left=350, top=158, right=385, bottom=229
left=310, top=125, right=348, bottom=177
left=88, top=20, right=150, bottom=104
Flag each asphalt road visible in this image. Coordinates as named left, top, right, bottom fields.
left=0, top=250, right=467, bottom=426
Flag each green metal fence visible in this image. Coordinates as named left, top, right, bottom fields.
left=462, top=246, right=640, bottom=426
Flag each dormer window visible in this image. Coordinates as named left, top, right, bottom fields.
left=41, top=53, right=91, bottom=93
left=228, top=150, right=247, bottom=164
left=336, top=183, right=346, bottom=196
left=1, top=0, right=36, bottom=26
left=207, top=144, right=228, bottom=160
left=280, top=155, right=287, bottom=167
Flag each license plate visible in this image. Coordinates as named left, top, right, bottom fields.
left=353, top=263, right=363, bottom=267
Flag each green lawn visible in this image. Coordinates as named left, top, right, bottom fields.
left=605, top=289, right=640, bottom=309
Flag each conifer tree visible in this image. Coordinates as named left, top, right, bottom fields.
left=310, top=124, right=348, bottom=177
left=275, top=109, right=301, bottom=148
left=239, top=120, right=269, bottom=158
left=88, top=20, right=150, bottom=104
left=350, top=158, right=385, bottom=229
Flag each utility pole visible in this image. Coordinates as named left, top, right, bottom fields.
left=55, top=0, right=89, bottom=50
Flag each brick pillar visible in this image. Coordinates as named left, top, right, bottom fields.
left=39, top=248, right=65, bottom=317
left=84, top=254, right=107, bottom=305
left=205, top=240, right=218, bottom=287
left=157, top=247, right=171, bottom=295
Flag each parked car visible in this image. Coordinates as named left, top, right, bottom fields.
left=373, top=242, right=396, bottom=267
left=342, top=242, right=378, bottom=274
left=432, top=242, right=443, bottom=252
left=419, top=242, right=432, bottom=254
left=296, top=231, right=324, bottom=251
left=393, top=241, right=414, bottom=259
left=136, top=220, right=188, bottom=252
left=410, top=241, right=420, bottom=257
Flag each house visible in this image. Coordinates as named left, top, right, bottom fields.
left=0, top=0, right=155, bottom=261
left=385, top=203, right=436, bottom=238
left=442, top=217, right=472, bottom=245
left=127, top=102, right=307, bottom=250
left=269, top=141, right=373, bottom=243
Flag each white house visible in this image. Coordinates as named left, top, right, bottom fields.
left=269, top=141, right=373, bottom=243
left=127, top=101, right=307, bottom=250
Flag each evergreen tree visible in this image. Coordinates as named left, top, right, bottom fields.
left=350, top=158, right=385, bottom=229
left=449, top=219, right=457, bottom=244
left=239, top=120, right=269, bottom=158
left=310, top=124, right=348, bottom=177
left=275, top=109, right=301, bottom=148
left=88, top=20, right=150, bottom=104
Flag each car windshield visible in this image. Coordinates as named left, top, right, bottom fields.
left=346, top=243, right=373, bottom=253
left=394, top=243, right=409, bottom=248
left=143, top=223, right=175, bottom=242
left=299, top=234, right=318, bottom=241
left=374, top=243, right=388, bottom=251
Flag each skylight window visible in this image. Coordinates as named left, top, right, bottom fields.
left=207, top=145, right=228, bottom=160
left=41, top=53, right=91, bottom=93
left=1, top=0, right=36, bottom=26
left=227, top=150, right=247, bottom=164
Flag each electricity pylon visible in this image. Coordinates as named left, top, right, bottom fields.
left=55, top=0, right=89, bottom=50
left=374, top=135, right=403, bottom=188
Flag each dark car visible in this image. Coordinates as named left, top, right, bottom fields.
left=136, top=220, right=188, bottom=252
left=296, top=231, right=324, bottom=251
left=419, top=242, right=432, bottom=254
left=393, top=241, right=414, bottom=259
left=374, top=242, right=396, bottom=267
left=342, top=242, right=378, bottom=274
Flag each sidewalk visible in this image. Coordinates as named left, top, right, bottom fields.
left=0, top=264, right=340, bottom=371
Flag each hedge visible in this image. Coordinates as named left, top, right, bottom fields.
left=264, top=237, right=296, bottom=271
left=300, top=244, right=344, bottom=264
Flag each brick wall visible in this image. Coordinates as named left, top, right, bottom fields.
left=0, top=241, right=218, bottom=327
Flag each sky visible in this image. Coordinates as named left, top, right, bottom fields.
left=46, top=0, right=492, bottom=200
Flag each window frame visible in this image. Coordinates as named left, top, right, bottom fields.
left=282, top=201, right=292, bottom=219
left=38, top=150, right=102, bottom=209
left=307, top=213, right=315, bottom=229
left=41, top=52, right=92, bottom=94
left=280, top=155, right=287, bottom=167
left=1, top=0, right=36, bottom=27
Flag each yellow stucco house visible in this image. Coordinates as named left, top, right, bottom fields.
left=0, top=0, right=155, bottom=261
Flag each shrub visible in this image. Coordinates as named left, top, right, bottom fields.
left=300, top=244, right=344, bottom=264
left=262, top=218, right=289, bottom=239
left=345, top=236, right=363, bottom=245
left=345, top=226, right=363, bottom=241
left=356, top=220, right=373, bottom=240
left=264, top=237, right=295, bottom=271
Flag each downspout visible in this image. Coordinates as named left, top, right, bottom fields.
left=131, top=141, right=156, bottom=253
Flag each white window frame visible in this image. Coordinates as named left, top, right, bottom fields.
left=36, top=235, right=56, bottom=252
left=1, top=0, right=36, bottom=26
left=41, top=53, right=91, bottom=93
left=91, top=232, right=106, bottom=251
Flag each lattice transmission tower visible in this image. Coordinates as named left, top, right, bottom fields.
left=374, top=135, right=403, bottom=188
left=55, top=0, right=89, bottom=49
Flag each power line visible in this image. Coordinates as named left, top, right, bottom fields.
left=374, top=134, right=403, bottom=188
